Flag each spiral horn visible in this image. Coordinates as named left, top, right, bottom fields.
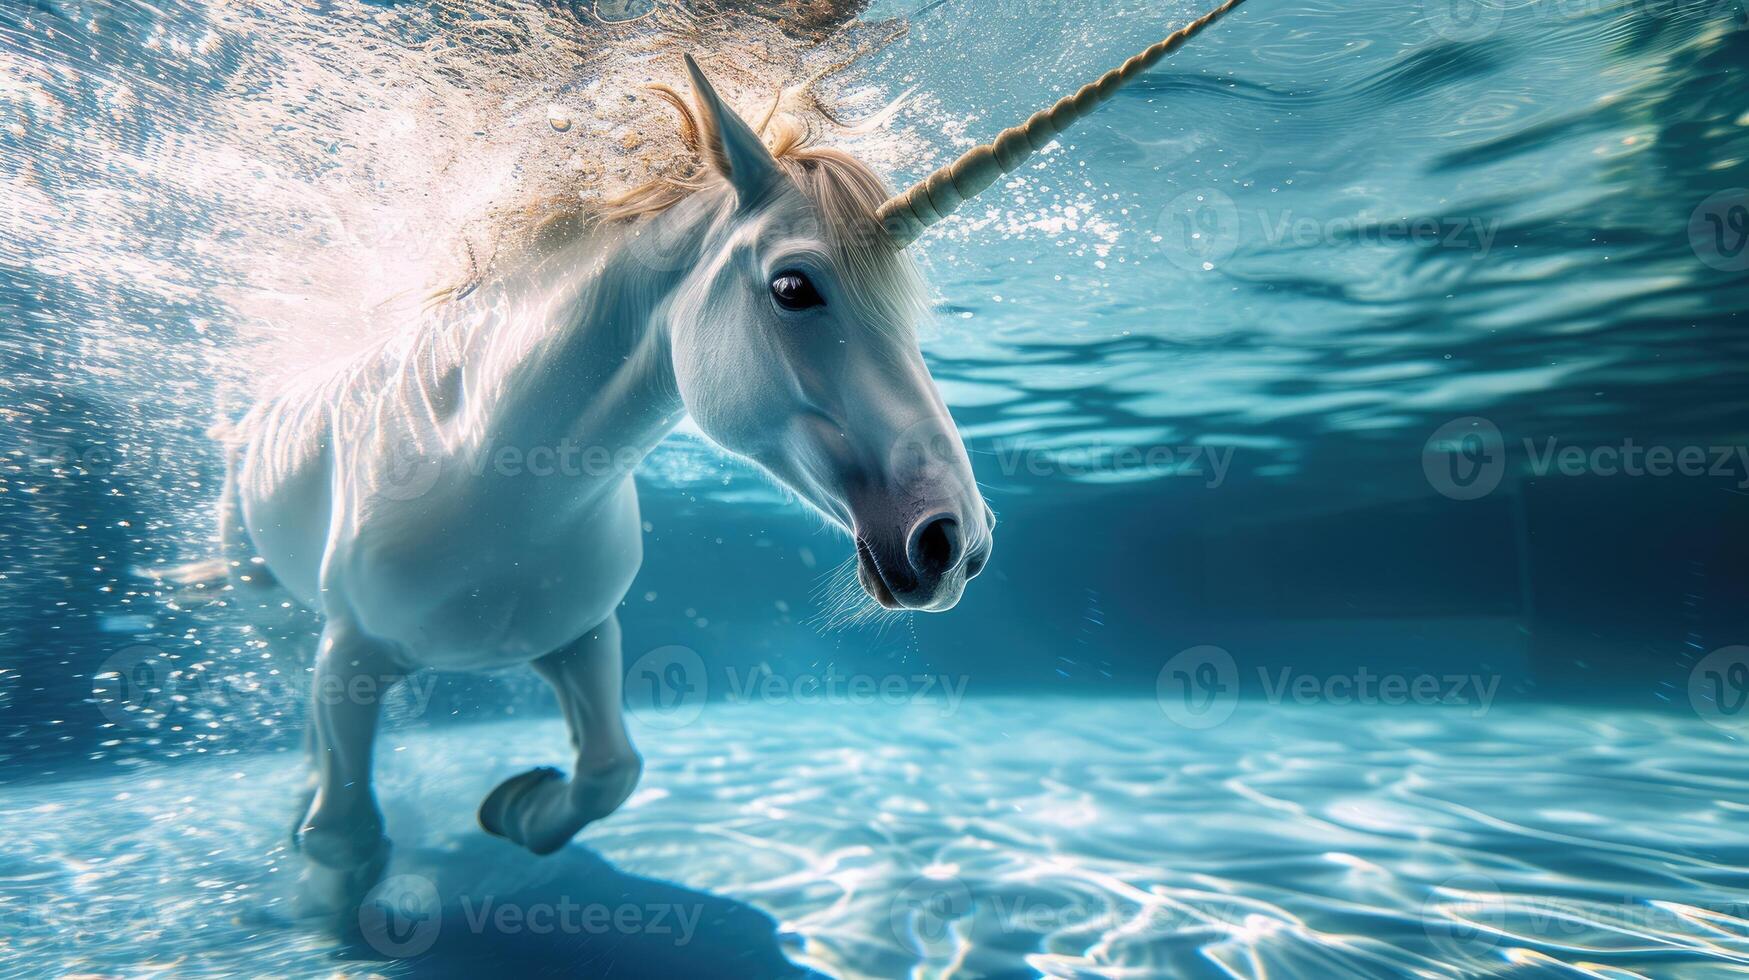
left=876, top=0, right=1250, bottom=247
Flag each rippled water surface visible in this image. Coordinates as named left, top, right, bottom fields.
left=4, top=0, right=1748, bottom=976
left=5, top=0, right=1746, bottom=517
left=4, top=699, right=1748, bottom=978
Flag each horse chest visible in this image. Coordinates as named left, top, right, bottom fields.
left=338, top=476, right=644, bottom=669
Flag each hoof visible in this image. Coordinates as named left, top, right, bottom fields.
left=478, top=766, right=565, bottom=850
left=478, top=758, right=639, bottom=856
left=297, top=812, right=387, bottom=871
left=296, top=835, right=391, bottom=919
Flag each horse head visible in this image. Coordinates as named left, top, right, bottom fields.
left=660, top=57, right=990, bottom=612
left=651, top=0, right=1247, bottom=610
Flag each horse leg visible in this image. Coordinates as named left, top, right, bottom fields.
left=289, top=722, right=316, bottom=847
left=478, top=613, right=643, bottom=855
left=294, top=620, right=399, bottom=908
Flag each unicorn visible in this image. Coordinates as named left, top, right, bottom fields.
left=184, top=0, right=1247, bottom=905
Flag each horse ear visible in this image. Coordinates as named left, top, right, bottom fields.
left=683, top=54, right=782, bottom=205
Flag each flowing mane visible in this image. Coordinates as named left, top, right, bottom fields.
left=438, top=92, right=927, bottom=339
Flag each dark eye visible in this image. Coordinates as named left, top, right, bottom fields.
left=769, top=270, right=825, bottom=311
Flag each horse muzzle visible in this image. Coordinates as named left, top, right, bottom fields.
left=854, top=505, right=993, bottom=612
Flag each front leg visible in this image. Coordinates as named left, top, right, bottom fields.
left=295, top=620, right=399, bottom=910
left=478, top=613, right=643, bottom=855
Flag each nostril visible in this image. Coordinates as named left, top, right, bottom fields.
left=909, top=515, right=960, bottom=580
left=964, top=550, right=987, bottom=579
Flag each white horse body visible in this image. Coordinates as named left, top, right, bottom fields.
left=212, top=58, right=993, bottom=906
left=235, top=223, right=664, bottom=671
left=196, top=0, right=1248, bottom=907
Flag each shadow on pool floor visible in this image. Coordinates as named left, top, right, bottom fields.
left=334, top=839, right=823, bottom=979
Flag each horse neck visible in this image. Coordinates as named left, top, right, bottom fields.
left=470, top=192, right=723, bottom=471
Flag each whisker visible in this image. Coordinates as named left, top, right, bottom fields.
left=806, top=553, right=903, bottom=633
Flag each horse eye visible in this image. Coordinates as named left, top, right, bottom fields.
left=769, top=271, right=825, bottom=311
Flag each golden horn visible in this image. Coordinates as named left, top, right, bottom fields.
left=876, top=0, right=1250, bottom=247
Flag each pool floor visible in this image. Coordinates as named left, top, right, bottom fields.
left=3, top=696, right=1747, bottom=978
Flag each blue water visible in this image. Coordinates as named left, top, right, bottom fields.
left=3, top=0, right=1749, bottom=976
left=6, top=700, right=1749, bottom=976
